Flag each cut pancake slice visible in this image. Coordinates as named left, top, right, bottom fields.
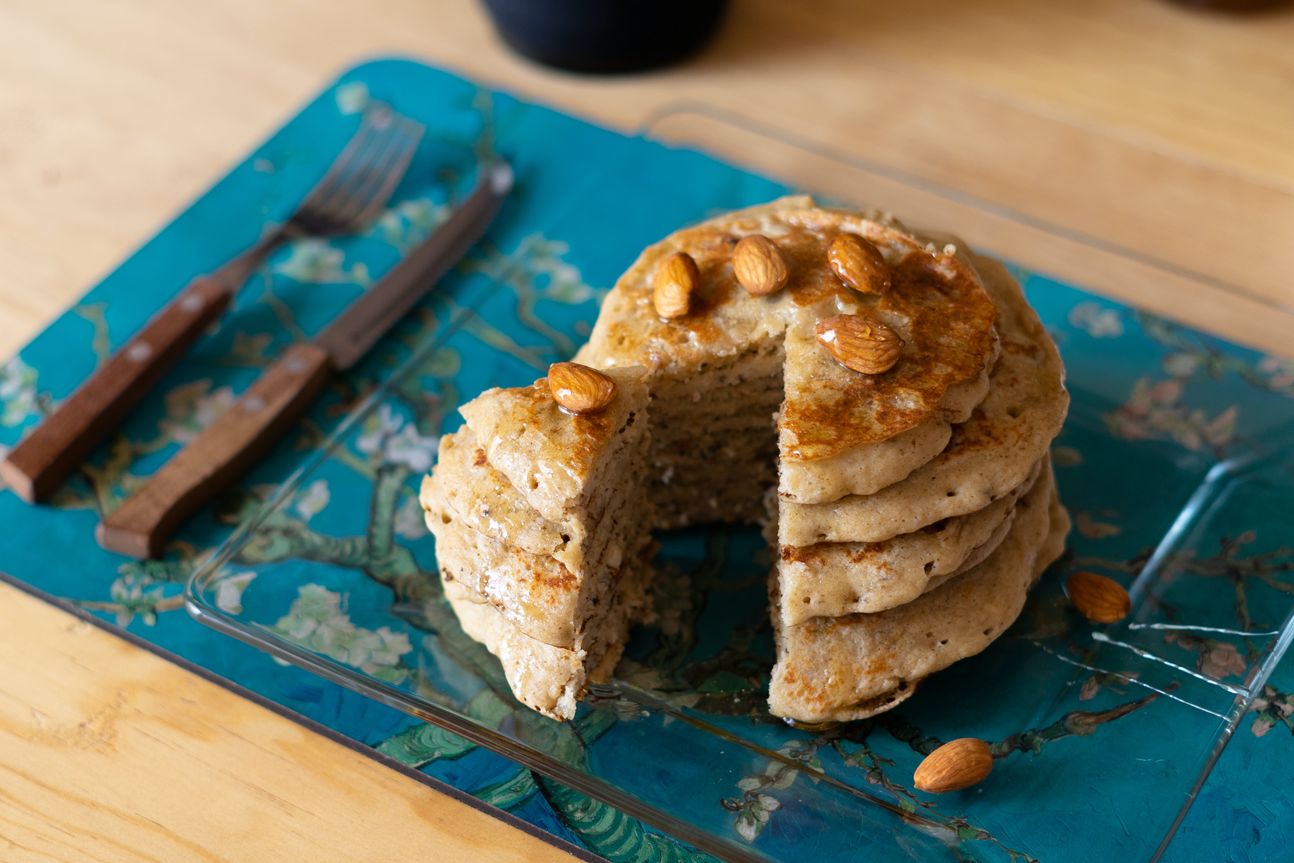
left=778, top=255, right=1068, bottom=547
left=431, top=506, right=654, bottom=647
left=444, top=553, right=653, bottom=720
left=422, top=429, right=570, bottom=560
left=420, top=365, right=654, bottom=720
left=458, top=367, right=649, bottom=527
left=777, top=458, right=1043, bottom=625
left=769, top=461, right=1068, bottom=724
left=423, top=424, right=652, bottom=641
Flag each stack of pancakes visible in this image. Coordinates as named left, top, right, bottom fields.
left=422, top=197, right=1070, bottom=723
left=420, top=367, right=653, bottom=719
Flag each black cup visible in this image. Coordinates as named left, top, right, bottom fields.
left=481, top=0, right=728, bottom=74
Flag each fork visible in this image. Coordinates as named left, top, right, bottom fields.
left=0, top=104, right=425, bottom=503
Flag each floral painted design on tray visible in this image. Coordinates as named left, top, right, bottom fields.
left=3, top=59, right=1294, bottom=862
left=188, top=261, right=1294, bottom=862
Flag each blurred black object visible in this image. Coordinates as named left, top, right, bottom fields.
left=481, top=0, right=728, bottom=74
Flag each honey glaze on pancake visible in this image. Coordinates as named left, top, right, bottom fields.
left=586, top=202, right=998, bottom=461
left=605, top=225, right=748, bottom=355
left=500, top=378, right=620, bottom=482
left=777, top=213, right=998, bottom=460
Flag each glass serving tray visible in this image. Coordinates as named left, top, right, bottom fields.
left=187, top=100, right=1294, bottom=863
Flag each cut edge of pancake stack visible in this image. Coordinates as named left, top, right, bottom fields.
left=420, top=366, right=653, bottom=720
left=422, top=195, right=1071, bottom=724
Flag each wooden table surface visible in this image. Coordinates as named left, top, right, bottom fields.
left=1, top=0, right=1292, bottom=859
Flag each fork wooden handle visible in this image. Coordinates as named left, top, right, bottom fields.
left=96, top=342, right=333, bottom=558
left=0, top=276, right=237, bottom=502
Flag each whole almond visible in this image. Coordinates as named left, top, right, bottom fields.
left=547, top=362, right=617, bottom=415
left=914, top=738, right=994, bottom=793
left=653, top=252, right=699, bottom=319
left=732, top=234, right=789, bottom=297
left=814, top=314, right=903, bottom=375
left=828, top=233, right=891, bottom=295
left=1066, top=571, right=1131, bottom=623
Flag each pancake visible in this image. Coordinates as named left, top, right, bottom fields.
left=427, top=488, right=652, bottom=647
left=777, top=255, right=1068, bottom=546
left=577, top=196, right=1000, bottom=524
left=443, top=553, right=653, bottom=720
left=422, top=199, right=1071, bottom=724
left=768, top=462, right=1068, bottom=723
left=420, top=365, right=654, bottom=720
left=776, top=459, right=1042, bottom=625
left=776, top=418, right=951, bottom=506
left=422, top=429, right=569, bottom=560
left=774, top=231, right=1000, bottom=505
left=458, top=367, right=648, bottom=526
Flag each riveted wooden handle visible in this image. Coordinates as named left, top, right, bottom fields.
left=96, top=342, right=333, bottom=558
left=0, top=276, right=236, bottom=502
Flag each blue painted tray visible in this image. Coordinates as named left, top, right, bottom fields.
left=176, top=67, right=1294, bottom=861
left=2, top=58, right=1292, bottom=862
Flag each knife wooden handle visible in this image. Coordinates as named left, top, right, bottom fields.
left=0, top=276, right=237, bottom=502
left=96, top=342, right=332, bottom=558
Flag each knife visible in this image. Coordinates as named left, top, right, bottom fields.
left=95, top=160, right=513, bottom=558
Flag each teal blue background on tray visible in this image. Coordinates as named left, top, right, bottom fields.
left=2, top=58, right=1294, bottom=861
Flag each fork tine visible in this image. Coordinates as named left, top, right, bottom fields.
left=302, top=112, right=422, bottom=235
left=314, top=118, right=411, bottom=229
left=296, top=105, right=392, bottom=219
left=343, top=118, right=425, bottom=229
left=288, top=103, right=424, bottom=237
left=301, top=115, right=406, bottom=232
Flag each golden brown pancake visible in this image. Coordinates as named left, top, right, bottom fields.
left=420, top=366, right=653, bottom=720
left=769, top=462, right=1068, bottom=723
left=423, top=199, right=1070, bottom=724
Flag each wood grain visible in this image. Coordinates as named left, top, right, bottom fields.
left=0, top=276, right=235, bottom=502
left=96, top=342, right=333, bottom=558
left=1, top=0, right=1292, bottom=356
left=0, top=580, right=579, bottom=862
left=1, top=0, right=1292, bottom=859
left=649, top=109, right=1294, bottom=353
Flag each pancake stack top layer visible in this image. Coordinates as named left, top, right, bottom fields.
left=423, top=196, right=1071, bottom=724
left=578, top=198, right=1000, bottom=470
left=420, top=366, right=653, bottom=720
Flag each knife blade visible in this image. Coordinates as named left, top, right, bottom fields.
left=95, top=160, right=513, bottom=558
